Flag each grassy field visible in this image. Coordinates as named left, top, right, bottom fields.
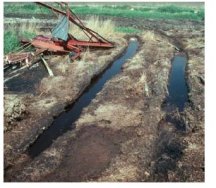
left=4, top=31, right=36, bottom=54
left=4, top=2, right=204, bottom=21
left=4, top=2, right=204, bottom=54
left=72, top=4, right=204, bottom=21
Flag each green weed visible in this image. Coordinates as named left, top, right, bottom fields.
left=157, top=5, right=194, bottom=13
left=4, top=3, right=204, bottom=21
left=71, top=5, right=204, bottom=21
left=115, top=27, right=141, bottom=34
left=4, top=30, right=36, bottom=54
left=4, top=31, right=20, bottom=54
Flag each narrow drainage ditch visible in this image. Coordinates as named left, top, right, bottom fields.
left=162, top=54, right=189, bottom=113
left=151, top=53, right=189, bottom=181
left=27, top=38, right=139, bottom=158
left=164, top=53, right=189, bottom=132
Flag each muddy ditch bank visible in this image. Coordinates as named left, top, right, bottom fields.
left=177, top=29, right=204, bottom=182
left=5, top=32, right=176, bottom=182
left=4, top=36, right=128, bottom=169
left=155, top=26, right=204, bottom=181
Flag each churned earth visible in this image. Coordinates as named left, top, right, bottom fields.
left=4, top=16, right=204, bottom=182
left=6, top=31, right=175, bottom=181
left=4, top=36, right=128, bottom=169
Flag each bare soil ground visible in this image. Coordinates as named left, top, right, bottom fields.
left=4, top=17, right=204, bottom=182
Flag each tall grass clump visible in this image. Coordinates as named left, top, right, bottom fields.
left=4, top=22, right=40, bottom=54
left=86, top=16, right=116, bottom=37
left=4, top=30, right=36, bottom=54
left=157, top=5, right=194, bottom=13
left=115, top=27, right=141, bottom=34
left=4, top=2, right=204, bottom=21
left=72, top=4, right=204, bottom=21
left=69, top=16, right=116, bottom=40
left=4, top=2, right=51, bottom=14
left=4, top=31, right=20, bottom=54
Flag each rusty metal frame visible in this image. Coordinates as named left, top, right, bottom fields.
left=4, top=2, right=114, bottom=67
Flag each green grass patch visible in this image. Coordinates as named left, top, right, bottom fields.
left=22, top=31, right=36, bottom=40
left=4, top=31, right=20, bottom=54
left=4, top=2, right=52, bottom=15
left=157, top=5, right=194, bottom=13
left=72, top=5, right=204, bottom=21
left=4, top=2, right=204, bottom=21
left=116, top=27, right=141, bottom=34
left=4, top=3, right=204, bottom=54
left=4, top=30, right=36, bottom=54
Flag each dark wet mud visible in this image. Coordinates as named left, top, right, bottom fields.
left=42, top=126, right=126, bottom=182
left=150, top=53, right=196, bottom=181
left=27, top=39, right=139, bottom=158
left=4, top=63, right=48, bottom=94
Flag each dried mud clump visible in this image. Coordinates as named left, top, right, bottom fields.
left=4, top=94, right=28, bottom=132
left=152, top=26, right=204, bottom=182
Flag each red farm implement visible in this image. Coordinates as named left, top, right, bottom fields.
left=4, top=2, right=114, bottom=69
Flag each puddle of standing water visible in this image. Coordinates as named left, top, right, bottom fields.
left=152, top=55, right=189, bottom=180
left=27, top=39, right=139, bottom=158
left=163, top=55, right=189, bottom=112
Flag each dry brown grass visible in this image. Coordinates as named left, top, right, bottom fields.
left=21, top=22, right=42, bottom=34
left=136, top=72, right=149, bottom=97
left=10, top=21, right=44, bottom=38
left=142, top=30, right=174, bottom=63
left=55, top=61, right=70, bottom=74
left=69, top=16, right=116, bottom=41
left=185, top=37, right=204, bottom=50
left=80, top=47, right=91, bottom=61
left=143, top=31, right=157, bottom=42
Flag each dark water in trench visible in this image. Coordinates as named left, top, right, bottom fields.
left=153, top=55, right=189, bottom=178
left=28, top=39, right=139, bottom=158
left=163, top=55, right=189, bottom=112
